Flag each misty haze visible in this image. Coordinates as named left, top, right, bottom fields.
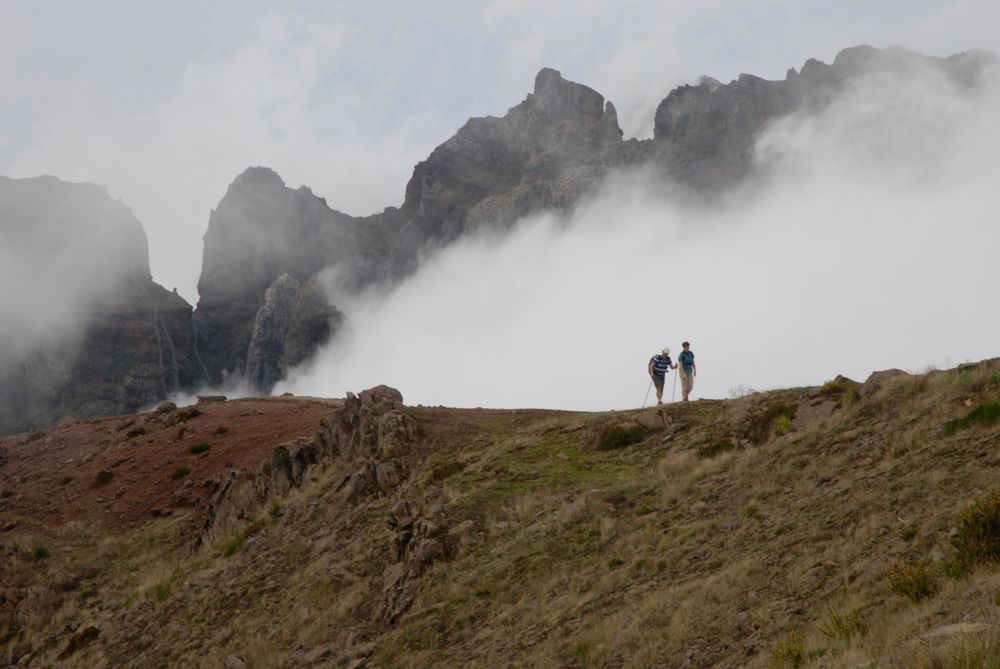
left=2, top=3, right=1000, bottom=668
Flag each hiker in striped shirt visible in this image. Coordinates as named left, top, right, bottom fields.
left=648, top=347, right=677, bottom=405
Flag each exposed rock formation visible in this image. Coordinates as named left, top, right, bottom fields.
left=0, top=176, right=202, bottom=435
left=199, top=385, right=417, bottom=547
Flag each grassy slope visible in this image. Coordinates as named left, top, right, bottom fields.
left=4, top=363, right=1000, bottom=668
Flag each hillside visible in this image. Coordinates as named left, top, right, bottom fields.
left=2, top=359, right=999, bottom=667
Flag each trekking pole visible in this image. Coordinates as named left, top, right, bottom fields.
left=671, top=369, right=678, bottom=403
left=641, top=380, right=652, bottom=408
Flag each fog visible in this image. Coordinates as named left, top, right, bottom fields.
left=278, top=62, right=1000, bottom=408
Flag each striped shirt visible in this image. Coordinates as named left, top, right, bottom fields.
left=649, top=354, right=672, bottom=377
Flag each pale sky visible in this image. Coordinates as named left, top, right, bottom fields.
left=3, top=1, right=999, bottom=302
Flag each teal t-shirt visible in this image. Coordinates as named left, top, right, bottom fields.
left=679, top=350, right=695, bottom=374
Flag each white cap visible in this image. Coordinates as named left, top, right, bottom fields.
left=662, top=347, right=670, bottom=355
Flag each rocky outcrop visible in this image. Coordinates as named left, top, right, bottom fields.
left=380, top=499, right=448, bottom=624
left=0, top=176, right=202, bottom=435
left=199, top=385, right=417, bottom=546
left=244, top=274, right=341, bottom=394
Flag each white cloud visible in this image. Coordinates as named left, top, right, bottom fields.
left=279, top=61, right=1000, bottom=407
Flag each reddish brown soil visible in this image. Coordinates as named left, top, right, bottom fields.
left=0, top=396, right=339, bottom=536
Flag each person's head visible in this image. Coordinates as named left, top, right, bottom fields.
left=682, top=341, right=690, bottom=349
left=661, top=347, right=670, bottom=356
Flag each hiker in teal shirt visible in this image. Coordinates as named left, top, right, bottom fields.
left=678, top=341, right=696, bottom=401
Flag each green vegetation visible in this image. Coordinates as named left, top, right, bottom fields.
left=768, top=630, right=805, bottom=668
left=91, top=470, right=114, bottom=487
left=216, top=518, right=268, bottom=557
left=607, top=557, right=625, bottom=568
left=0, top=489, right=14, bottom=499
left=175, top=408, right=202, bottom=422
left=773, top=415, right=793, bottom=436
left=949, top=492, right=1000, bottom=571
left=59, top=476, right=74, bottom=485
left=746, top=403, right=798, bottom=445
left=171, top=467, right=191, bottom=481
left=268, top=501, right=284, bottom=519
left=189, top=442, right=210, bottom=455
left=596, top=424, right=649, bottom=451
left=888, top=560, right=937, bottom=602
left=901, top=525, right=919, bottom=542
left=213, top=426, right=230, bottom=436
left=943, top=401, right=1000, bottom=436
left=32, top=545, right=50, bottom=560
left=147, top=582, right=171, bottom=602
left=821, top=608, right=866, bottom=641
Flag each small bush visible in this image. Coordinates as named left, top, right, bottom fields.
left=889, top=560, right=937, bottom=602
left=125, top=425, right=147, bottom=439
left=774, top=415, right=793, bottom=436
left=951, top=492, right=1000, bottom=568
left=91, top=470, right=114, bottom=487
left=213, top=426, right=229, bottom=436
left=597, top=424, right=650, bottom=451
left=217, top=518, right=267, bottom=557
left=268, top=501, right=284, bottom=519
left=189, top=443, right=210, bottom=455
left=32, top=545, right=50, bottom=560
left=607, top=557, right=625, bottom=568
left=821, top=607, right=866, bottom=641
left=901, top=525, right=919, bottom=542
left=147, top=582, right=170, bottom=602
left=0, top=489, right=14, bottom=499
left=170, top=467, right=191, bottom=481
left=175, top=408, right=201, bottom=422
left=428, top=460, right=465, bottom=483
left=746, top=404, right=798, bottom=446
left=59, top=476, right=74, bottom=486
left=768, top=630, right=805, bottom=669
left=989, top=371, right=1000, bottom=388
left=943, top=401, right=1000, bottom=436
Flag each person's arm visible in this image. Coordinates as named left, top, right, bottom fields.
left=648, top=361, right=654, bottom=377
left=693, top=357, right=697, bottom=376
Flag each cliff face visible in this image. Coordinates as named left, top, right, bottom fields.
left=0, top=176, right=202, bottom=435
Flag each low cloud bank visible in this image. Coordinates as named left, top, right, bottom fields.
left=279, top=63, right=1000, bottom=410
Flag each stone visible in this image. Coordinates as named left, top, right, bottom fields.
left=224, top=654, right=248, bottom=669
left=859, top=369, right=911, bottom=398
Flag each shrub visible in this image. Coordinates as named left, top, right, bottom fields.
left=32, top=545, right=50, bottom=560
left=951, top=492, right=1000, bottom=568
left=174, top=408, right=201, bottom=422
left=597, top=424, right=649, bottom=451
left=218, top=518, right=267, bottom=557
left=91, top=470, right=114, bottom=487
left=607, top=557, right=625, bottom=568
left=746, top=404, right=798, bottom=446
left=768, top=630, right=805, bottom=669
left=901, top=525, right=919, bottom=542
left=0, top=489, right=14, bottom=499
left=125, top=425, right=147, bottom=439
left=889, top=560, right=937, bottom=602
left=213, top=426, right=229, bottom=436
left=774, top=415, right=793, bottom=436
left=147, top=582, right=170, bottom=602
left=698, top=437, right=735, bottom=459
left=943, top=401, right=1000, bottom=436
left=170, top=467, right=191, bottom=481
left=189, top=443, right=210, bottom=455
left=821, top=607, right=865, bottom=641
left=268, top=501, right=284, bottom=519
left=59, top=476, right=74, bottom=486
left=989, top=371, right=1000, bottom=388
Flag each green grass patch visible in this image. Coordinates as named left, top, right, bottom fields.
left=268, top=501, right=284, bottom=519
left=32, top=545, right=50, bottom=560
left=821, top=607, right=865, bottom=641
left=768, top=630, right=805, bottom=668
left=216, top=518, right=268, bottom=557
left=889, top=560, right=937, bottom=602
left=950, top=492, right=1000, bottom=570
left=170, top=467, right=191, bottom=481
left=147, top=582, right=170, bottom=602
left=0, top=489, right=14, bottom=499
left=597, top=424, right=650, bottom=451
left=943, top=401, right=1000, bottom=436
left=189, top=442, right=210, bottom=455
left=901, top=525, right=919, bottom=542
left=607, top=557, right=625, bottom=568
left=91, top=470, right=114, bottom=487
left=746, top=403, right=799, bottom=446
